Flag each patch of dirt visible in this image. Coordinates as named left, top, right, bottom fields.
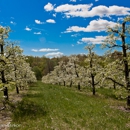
left=110, top=105, right=130, bottom=112
left=0, top=89, right=27, bottom=130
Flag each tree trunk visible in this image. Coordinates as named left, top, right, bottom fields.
left=113, top=82, right=116, bottom=89
left=1, top=71, right=9, bottom=100
left=4, top=87, right=8, bottom=100
left=127, top=95, right=130, bottom=108
left=92, top=75, right=95, bottom=95
left=1, top=43, right=9, bottom=100
left=63, top=81, right=65, bottom=86
left=70, top=80, right=72, bottom=87
left=121, top=22, right=130, bottom=106
left=16, top=85, right=19, bottom=94
left=78, top=82, right=80, bottom=90
left=122, top=23, right=129, bottom=88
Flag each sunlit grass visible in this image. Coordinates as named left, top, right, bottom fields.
left=11, top=81, right=130, bottom=130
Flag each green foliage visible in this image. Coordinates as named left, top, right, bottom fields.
left=26, top=56, right=59, bottom=77
left=26, top=55, right=87, bottom=78
left=32, top=66, right=42, bottom=80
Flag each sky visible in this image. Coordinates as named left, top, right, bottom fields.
left=0, top=0, right=130, bottom=58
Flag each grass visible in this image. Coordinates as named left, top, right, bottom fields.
left=10, top=81, right=130, bottom=130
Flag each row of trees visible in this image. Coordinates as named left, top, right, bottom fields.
left=0, top=26, right=36, bottom=104
left=42, top=16, right=130, bottom=107
left=42, top=46, right=128, bottom=104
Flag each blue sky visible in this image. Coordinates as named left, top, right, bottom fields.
left=0, top=0, right=130, bottom=57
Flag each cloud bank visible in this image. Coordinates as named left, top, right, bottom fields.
left=31, top=48, right=59, bottom=52
left=65, top=19, right=117, bottom=33
left=78, top=36, right=107, bottom=44
left=44, top=3, right=130, bottom=18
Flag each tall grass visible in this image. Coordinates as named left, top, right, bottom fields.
left=11, top=81, right=130, bottom=130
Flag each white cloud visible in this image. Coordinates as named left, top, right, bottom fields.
left=45, top=3, right=130, bottom=18
left=44, top=2, right=54, bottom=11
left=54, top=4, right=93, bottom=15
left=65, top=26, right=85, bottom=33
left=77, top=41, right=83, bottom=44
left=45, top=52, right=64, bottom=57
left=31, top=48, right=59, bottom=52
left=95, top=0, right=99, bottom=2
left=25, top=26, right=32, bottom=31
left=65, top=19, right=117, bottom=33
left=10, top=21, right=16, bottom=25
left=78, top=36, right=107, bottom=44
left=35, top=20, right=44, bottom=24
left=53, top=13, right=56, bottom=17
left=71, top=33, right=80, bottom=37
left=34, top=32, right=42, bottom=35
left=70, top=0, right=76, bottom=2
left=10, top=21, right=13, bottom=24
left=86, top=5, right=130, bottom=17
left=64, top=5, right=130, bottom=18
left=46, top=19, right=56, bottom=23
left=39, top=48, right=59, bottom=52
left=72, top=44, right=74, bottom=47
left=117, top=17, right=124, bottom=22
left=31, top=49, right=38, bottom=52
left=80, top=53, right=86, bottom=55
left=66, top=15, right=70, bottom=19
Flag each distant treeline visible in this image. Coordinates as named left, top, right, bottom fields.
left=26, top=51, right=122, bottom=80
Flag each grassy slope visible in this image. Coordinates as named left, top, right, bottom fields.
left=11, top=81, right=130, bottom=130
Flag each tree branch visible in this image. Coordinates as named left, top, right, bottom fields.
left=106, top=77, right=125, bottom=88
left=105, top=44, right=122, bottom=48
left=109, top=28, right=119, bottom=34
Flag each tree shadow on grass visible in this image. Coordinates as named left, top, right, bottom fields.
left=25, top=93, right=43, bottom=98
left=12, top=100, right=47, bottom=121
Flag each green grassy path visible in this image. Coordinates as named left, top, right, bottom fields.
left=11, top=81, right=130, bottom=130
